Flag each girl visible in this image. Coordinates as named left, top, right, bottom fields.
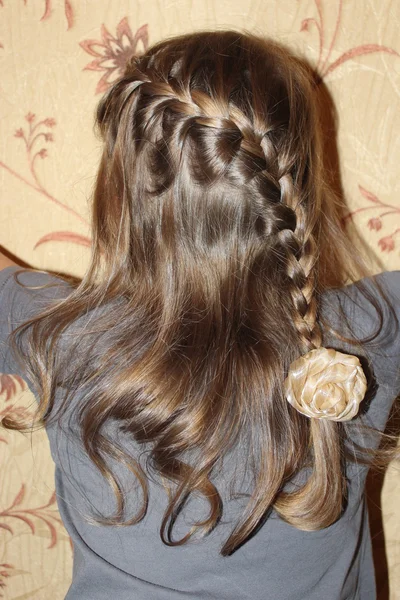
left=1, top=30, right=399, bottom=600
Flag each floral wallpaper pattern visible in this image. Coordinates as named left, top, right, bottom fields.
left=0, top=1, right=399, bottom=598
left=80, top=18, right=149, bottom=94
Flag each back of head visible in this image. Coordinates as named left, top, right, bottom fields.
left=9, top=31, right=372, bottom=556
left=95, top=32, right=325, bottom=361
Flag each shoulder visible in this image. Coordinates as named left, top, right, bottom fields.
left=374, top=270, right=400, bottom=305
left=321, top=270, right=400, bottom=345
left=0, top=264, right=75, bottom=338
left=0, top=265, right=76, bottom=389
left=321, top=271, right=400, bottom=426
left=0, top=264, right=73, bottom=289
left=0, top=265, right=74, bottom=322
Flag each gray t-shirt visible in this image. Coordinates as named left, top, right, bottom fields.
left=1, top=264, right=400, bottom=600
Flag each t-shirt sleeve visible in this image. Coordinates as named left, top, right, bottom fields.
left=322, top=270, right=400, bottom=432
left=0, top=265, right=72, bottom=389
left=344, top=270, right=400, bottom=392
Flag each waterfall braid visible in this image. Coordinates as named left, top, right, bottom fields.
left=3, top=31, right=393, bottom=556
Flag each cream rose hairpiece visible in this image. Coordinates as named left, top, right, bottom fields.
left=284, top=347, right=367, bottom=422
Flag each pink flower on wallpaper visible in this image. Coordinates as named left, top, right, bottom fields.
left=368, top=217, right=382, bottom=231
left=0, top=111, right=90, bottom=249
left=378, top=236, right=395, bottom=253
left=80, top=19, right=149, bottom=94
left=0, top=374, right=25, bottom=401
left=0, top=485, right=63, bottom=549
left=344, top=186, right=400, bottom=253
left=12, top=112, right=56, bottom=190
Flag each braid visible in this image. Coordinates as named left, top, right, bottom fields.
left=112, top=73, right=353, bottom=413
left=257, top=133, right=346, bottom=530
left=120, top=73, right=265, bottom=158
left=278, top=201, right=321, bottom=352
left=114, top=73, right=323, bottom=357
left=119, top=74, right=323, bottom=355
left=259, top=135, right=322, bottom=352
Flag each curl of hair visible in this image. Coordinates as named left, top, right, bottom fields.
left=3, top=30, right=399, bottom=556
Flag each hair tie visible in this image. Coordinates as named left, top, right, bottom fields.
left=284, top=347, right=367, bottom=422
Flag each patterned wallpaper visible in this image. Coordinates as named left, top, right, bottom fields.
left=0, top=1, right=399, bottom=598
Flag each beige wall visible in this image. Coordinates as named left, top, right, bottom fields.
left=0, top=1, right=399, bottom=598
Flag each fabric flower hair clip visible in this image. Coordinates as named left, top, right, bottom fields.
left=284, top=347, right=367, bottom=422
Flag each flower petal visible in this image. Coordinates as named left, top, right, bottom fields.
left=96, top=72, right=114, bottom=94
left=116, top=17, right=134, bottom=44
left=79, top=39, right=109, bottom=58
left=83, top=59, right=105, bottom=72
left=131, top=23, right=149, bottom=54
left=100, top=23, right=115, bottom=44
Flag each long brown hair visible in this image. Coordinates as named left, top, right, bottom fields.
left=3, top=30, right=397, bottom=556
